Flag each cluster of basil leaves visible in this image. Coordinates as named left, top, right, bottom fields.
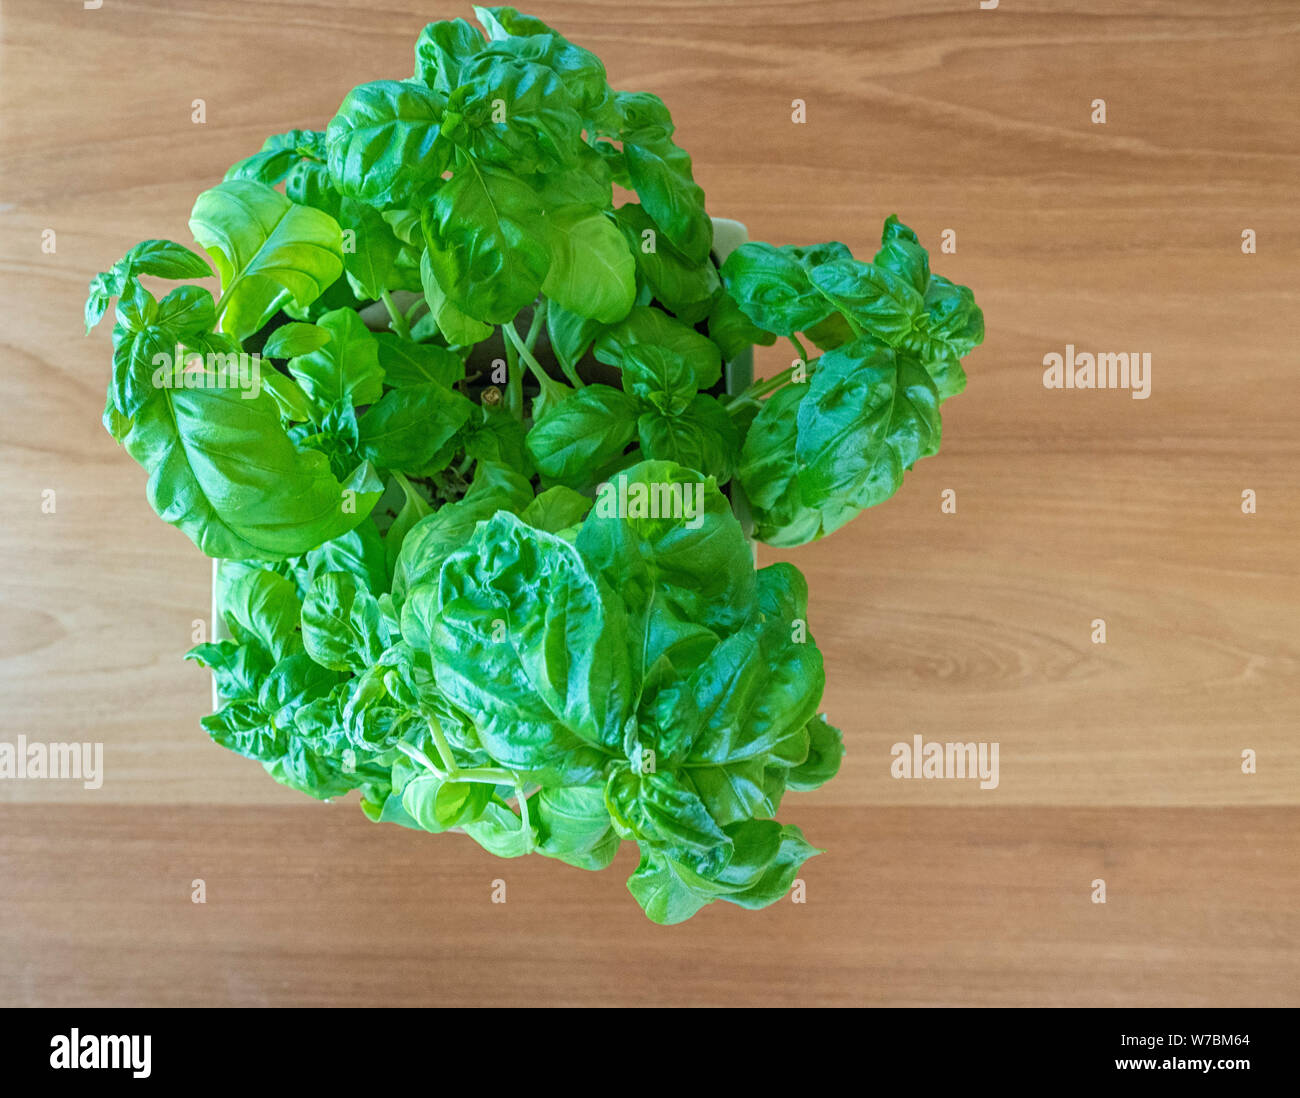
left=84, top=6, right=981, bottom=923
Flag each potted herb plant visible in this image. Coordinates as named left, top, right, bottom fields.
left=85, top=5, right=983, bottom=923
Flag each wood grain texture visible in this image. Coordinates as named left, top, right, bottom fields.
left=1, top=805, right=1295, bottom=1007
left=1, top=0, right=1297, bottom=1004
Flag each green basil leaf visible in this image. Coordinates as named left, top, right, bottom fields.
left=524, top=384, right=637, bottom=488
left=225, top=129, right=319, bottom=185
left=915, top=348, right=968, bottom=401
left=680, top=620, right=821, bottom=767
left=285, top=158, right=342, bottom=220
left=221, top=568, right=303, bottom=660
left=615, top=203, right=719, bottom=322
left=113, top=277, right=157, bottom=331
left=393, top=462, right=532, bottom=601
left=882, top=213, right=919, bottom=246
left=738, top=384, right=795, bottom=517
left=578, top=461, right=755, bottom=670
left=533, top=141, right=614, bottom=210
left=535, top=783, right=617, bottom=867
left=709, top=818, right=783, bottom=889
left=636, top=394, right=738, bottom=484
left=873, top=215, right=929, bottom=293
left=794, top=337, right=941, bottom=510
left=361, top=787, right=424, bottom=830
left=472, top=9, right=613, bottom=122
left=305, top=520, right=390, bottom=594
left=544, top=297, right=605, bottom=376
left=121, top=378, right=383, bottom=559
left=541, top=205, right=635, bottom=323
left=262, top=321, right=330, bottom=359
left=107, top=280, right=222, bottom=416
left=325, top=80, right=450, bottom=207
left=126, top=238, right=215, bottom=282
left=87, top=268, right=127, bottom=334
left=720, top=241, right=836, bottom=336
left=449, top=57, right=584, bottom=174
left=339, top=198, right=403, bottom=300
left=185, top=640, right=272, bottom=703
left=287, top=307, right=383, bottom=415
left=374, top=333, right=464, bottom=389
left=807, top=257, right=925, bottom=347
left=465, top=405, right=532, bottom=470
left=623, top=137, right=712, bottom=266
left=102, top=391, right=132, bottom=443
left=155, top=284, right=216, bottom=335
left=265, top=737, right=377, bottom=800
left=620, top=343, right=696, bottom=415
left=189, top=180, right=344, bottom=343
left=519, top=484, right=592, bottom=534
left=109, top=320, right=173, bottom=419
left=909, top=274, right=984, bottom=362
left=605, top=765, right=731, bottom=876
left=626, top=846, right=715, bottom=925
left=462, top=799, right=536, bottom=857
left=718, top=823, right=819, bottom=909
left=86, top=240, right=213, bottom=333
left=681, top=758, right=771, bottom=827
left=202, top=700, right=285, bottom=763
left=356, top=381, right=473, bottom=470
left=414, top=18, right=486, bottom=93
left=593, top=304, right=722, bottom=391
left=736, top=384, right=823, bottom=546
left=873, top=237, right=929, bottom=295
left=424, top=161, right=550, bottom=324
left=532, top=369, right=574, bottom=425
left=708, top=291, right=777, bottom=361
left=418, top=246, right=494, bottom=346
left=615, top=90, right=673, bottom=143
left=403, top=774, right=494, bottom=832
left=474, top=5, right=551, bottom=40
left=785, top=713, right=845, bottom=792
left=301, top=572, right=387, bottom=673
left=414, top=512, right=633, bottom=775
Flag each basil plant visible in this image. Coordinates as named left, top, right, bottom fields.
left=85, top=6, right=982, bottom=923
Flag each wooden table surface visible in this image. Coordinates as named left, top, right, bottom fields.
left=1, top=0, right=1296, bottom=1006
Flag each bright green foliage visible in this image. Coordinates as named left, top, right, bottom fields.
left=86, top=6, right=982, bottom=922
left=727, top=216, right=983, bottom=545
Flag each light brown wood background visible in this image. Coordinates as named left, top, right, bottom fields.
left=0, top=0, right=1296, bottom=1005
